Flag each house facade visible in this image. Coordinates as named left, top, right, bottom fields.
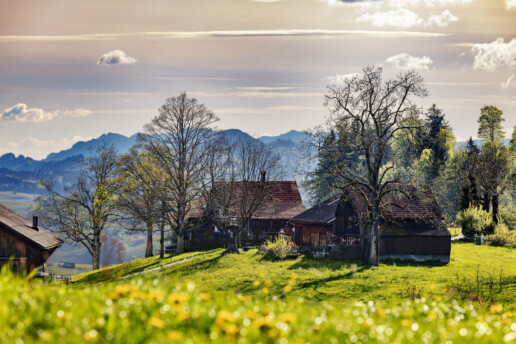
left=0, top=204, right=62, bottom=272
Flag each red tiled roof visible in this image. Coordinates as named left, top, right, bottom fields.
left=0, top=203, right=62, bottom=250
left=189, top=181, right=305, bottom=220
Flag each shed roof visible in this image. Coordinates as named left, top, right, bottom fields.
left=345, top=184, right=443, bottom=221
left=291, top=195, right=340, bottom=224
left=0, top=203, right=62, bottom=250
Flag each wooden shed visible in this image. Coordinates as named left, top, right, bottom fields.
left=0, top=203, right=62, bottom=272
left=293, top=184, right=451, bottom=262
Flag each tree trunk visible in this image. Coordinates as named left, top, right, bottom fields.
left=160, top=224, right=165, bottom=259
left=492, top=194, right=499, bottom=224
left=176, top=233, right=185, bottom=254
left=482, top=194, right=491, bottom=212
left=92, top=232, right=101, bottom=270
left=145, top=221, right=154, bottom=258
left=225, top=234, right=239, bottom=254
left=368, top=222, right=379, bottom=266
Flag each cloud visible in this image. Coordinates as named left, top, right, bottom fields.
left=356, top=9, right=423, bottom=28
left=97, top=50, right=137, bottom=65
left=470, top=38, right=516, bottom=71
left=1, top=103, right=91, bottom=122
left=501, top=74, right=515, bottom=89
left=426, top=10, right=458, bottom=27
left=505, top=0, right=516, bottom=9
left=385, top=53, right=433, bottom=69
left=320, top=0, right=473, bottom=8
left=325, top=73, right=359, bottom=85
left=0, top=29, right=447, bottom=43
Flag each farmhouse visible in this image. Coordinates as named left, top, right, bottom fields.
left=186, top=181, right=305, bottom=249
left=292, top=184, right=451, bottom=262
left=0, top=204, right=62, bottom=272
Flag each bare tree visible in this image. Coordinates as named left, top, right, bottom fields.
left=201, top=137, right=284, bottom=253
left=140, top=92, right=219, bottom=254
left=36, top=145, right=120, bottom=270
left=321, top=66, right=427, bottom=265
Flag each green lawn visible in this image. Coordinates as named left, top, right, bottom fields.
left=1, top=242, right=514, bottom=343
left=75, top=242, right=515, bottom=308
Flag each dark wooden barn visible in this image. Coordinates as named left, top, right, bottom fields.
left=186, top=181, right=306, bottom=249
left=292, top=184, right=451, bottom=262
left=0, top=204, right=62, bottom=272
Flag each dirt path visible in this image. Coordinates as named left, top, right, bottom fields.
left=122, top=256, right=197, bottom=279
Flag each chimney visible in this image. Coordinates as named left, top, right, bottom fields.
left=32, top=216, right=39, bottom=230
left=261, top=170, right=266, bottom=183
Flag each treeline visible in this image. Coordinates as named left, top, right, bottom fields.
left=36, top=93, right=284, bottom=270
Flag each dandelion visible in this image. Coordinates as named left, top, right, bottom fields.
left=253, top=316, right=274, bottom=329
left=253, top=280, right=261, bottom=287
left=56, top=310, right=66, bottom=321
left=264, top=280, right=272, bottom=287
left=490, top=304, right=504, bottom=314
left=375, top=308, right=385, bottom=318
left=148, top=291, right=164, bottom=301
left=428, top=311, right=438, bottom=320
left=262, top=287, right=269, bottom=294
left=129, top=290, right=147, bottom=300
left=284, top=285, right=292, bottom=293
left=224, top=324, right=239, bottom=336
left=167, top=331, right=183, bottom=340
left=245, top=310, right=259, bottom=320
left=149, top=317, right=165, bottom=329
left=215, top=310, right=236, bottom=329
left=278, top=312, right=297, bottom=323
left=200, top=293, right=211, bottom=301
left=401, top=319, right=412, bottom=327
left=168, top=293, right=190, bottom=305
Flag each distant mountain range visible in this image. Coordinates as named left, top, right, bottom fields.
left=0, top=130, right=311, bottom=196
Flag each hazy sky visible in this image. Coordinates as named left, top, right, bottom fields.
left=0, top=0, right=515, bottom=159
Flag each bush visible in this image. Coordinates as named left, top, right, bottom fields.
left=263, top=235, right=293, bottom=259
left=457, top=207, right=493, bottom=238
left=486, top=223, right=516, bottom=248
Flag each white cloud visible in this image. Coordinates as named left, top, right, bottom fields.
left=325, top=73, right=359, bottom=85
left=385, top=53, right=433, bottom=69
left=501, top=74, right=515, bottom=89
left=1, top=103, right=91, bottom=122
left=356, top=9, right=423, bottom=28
left=505, top=0, right=516, bottom=9
left=97, top=50, right=137, bottom=65
left=471, top=38, right=516, bottom=71
left=426, top=10, right=458, bottom=27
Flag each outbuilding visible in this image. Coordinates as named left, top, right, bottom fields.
left=0, top=204, right=62, bottom=272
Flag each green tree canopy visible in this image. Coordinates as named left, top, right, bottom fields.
left=478, top=105, right=505, bottom=143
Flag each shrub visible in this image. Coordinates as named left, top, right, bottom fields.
left=486, top=223, right=516, bottom=248
left=263, top=235, right=293, bottom=259
left=457, top=206, right=493, bottom=238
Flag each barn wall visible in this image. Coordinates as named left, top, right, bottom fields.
left=0, top=225, right=46, bottom=271
left=379, top=236, right=451, bottom=257
left=292, top=222, right=332, bottom=246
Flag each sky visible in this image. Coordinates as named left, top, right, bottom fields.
left=0, top=0, right=515, bottom=159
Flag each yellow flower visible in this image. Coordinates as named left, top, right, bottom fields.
left=224, top=324, right=239, bottom=336
left=278, top=312, right=297, bottom=323
left=258, top=271, right=266, bottom=278
left=290, top=273, right=298, bottom=279
left=283, top=285, right=292, bottom=293
left=264, top=280, right=272, bottom=287
left=148, top=291, right=164, bottom=301
left=262, top=287, right=269, bottom=294
left=288, top=279, right=296, bottom=285
left=167, top=331, right=183, bottom=340
left=200, top=293, right=211, bottom=301
left=245, top=310, right=259, bottom=320
left=428, top=311, right=438, bottom=320
left=490, top=303, right=504, bottom=314
left=375, top=308, right=385, bottom=318
left=177, top=312, right=190, bottom=322
left=401, top=319, right=412, bottom=327
left=253, top=280, right=261, bottom=287
left=129, top=291, right=147, bottom=300
left=115, top=284, right=135, bottom=295
left=168, top=293, right=190, bottom=305
left=217, top=310, right=236, bottom=322
left=253, top=316, right=274, bottom=329
left=149, top=317, right=165, bottom=329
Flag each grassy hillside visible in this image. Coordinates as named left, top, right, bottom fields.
left=1, top=242, right=514, bottom=343
left=75, top=243, right=515, bottom=307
